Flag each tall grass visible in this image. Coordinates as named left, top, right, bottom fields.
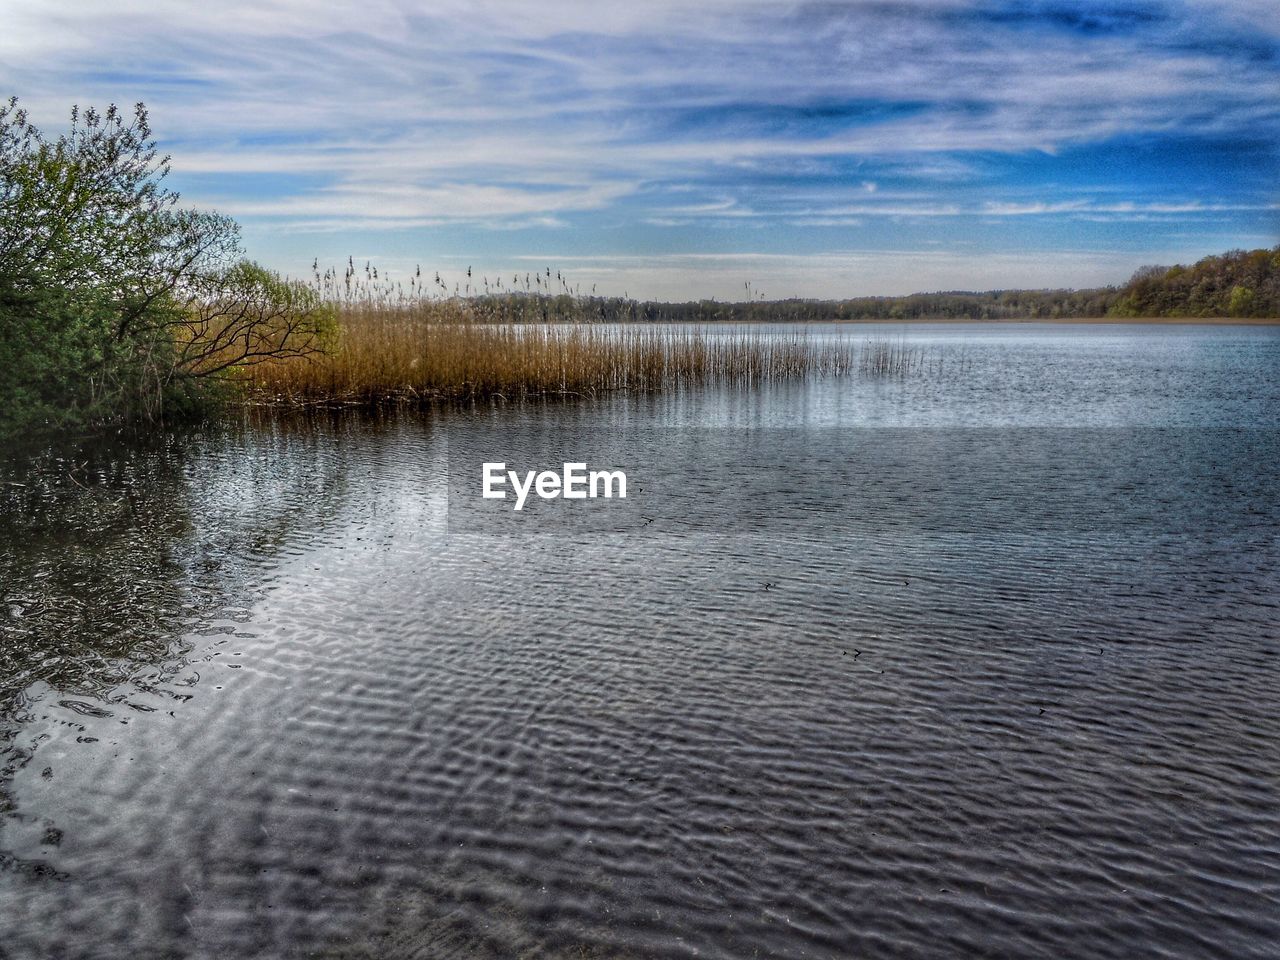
left=243, top=298, right=859, bottom=405
left=859, top=336, right=929, bottom=377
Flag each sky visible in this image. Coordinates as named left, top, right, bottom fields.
left=2, top=0, right=1278, bottom=300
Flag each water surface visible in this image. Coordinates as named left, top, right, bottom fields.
left=2, top=323, right=1278, bottom=959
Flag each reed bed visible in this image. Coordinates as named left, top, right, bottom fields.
left=859, top=336, right=932, bottom=378
left=244, top=299, right=859, bottom=405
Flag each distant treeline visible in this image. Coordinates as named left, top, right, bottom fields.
left=558, top=287, right=1120, bottom=323
left=1109, top=246, right=1280, bottom=319
left=446, top=246, right=1280, bottom=323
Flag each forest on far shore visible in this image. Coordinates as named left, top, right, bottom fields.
left=527, top=246, right=1280, bottom=324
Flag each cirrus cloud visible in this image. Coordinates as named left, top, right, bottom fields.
left=2, top=0, right=1276, bottom=296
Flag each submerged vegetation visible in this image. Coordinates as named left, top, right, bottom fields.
left=859, top=336, right=934, bottom=378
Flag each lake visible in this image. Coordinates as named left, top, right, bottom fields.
left=2, top=323, right=1278, bottom=959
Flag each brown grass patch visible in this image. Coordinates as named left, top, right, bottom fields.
left=243, top=299, right=857, bottom=405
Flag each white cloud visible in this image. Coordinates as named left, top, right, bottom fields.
left=2, top=0, right=1275, bottom=295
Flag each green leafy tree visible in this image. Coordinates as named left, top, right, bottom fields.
left=1227, top=285, right=1255, bottom=317
left=1109, top=249, right=1280, bottom=319
left=0, top=98, right=332, bottom=435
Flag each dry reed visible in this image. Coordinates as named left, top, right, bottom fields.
left=243, top=298, right=859, bottom=405
left=859, top=336, right=930, bottom=377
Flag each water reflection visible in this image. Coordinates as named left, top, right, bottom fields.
left=0, top=326, right=1278, bottom=959
left=1, top=436, right=196, bottom=891
left=0, top=413, right=440, bottom=905
left=1, top=437, right=193, bottom=715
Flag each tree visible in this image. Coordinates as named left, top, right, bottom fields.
left=0, top=97, right=333, bottom=434
left=1107, top=248, right=1280, bottom=319
left=1227, top=284, right=1255, bottom=317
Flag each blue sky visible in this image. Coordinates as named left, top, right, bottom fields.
left=3, top=0, right=1278, bottom=299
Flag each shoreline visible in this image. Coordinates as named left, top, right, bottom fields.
left=630, top=316, right=1280, bottom=326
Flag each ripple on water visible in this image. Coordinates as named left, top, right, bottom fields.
left=2, top=329, right=1280, bottom=959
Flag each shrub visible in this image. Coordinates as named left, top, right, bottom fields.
left=0, top=98, right=331, bottom=435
